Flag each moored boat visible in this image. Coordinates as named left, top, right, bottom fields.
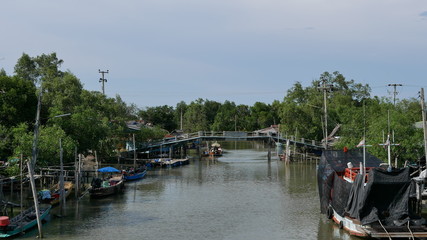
left=123, top=168, right=147, bottom=181
left=39, top=181, right=74, bottom=205
left=201, top=142, right=223, bottom=157
left=89, top=167, right=125, bottom=198
left=0, top=205, right=51, bottom=238
left=161, top=158, right=190, bottom=168
left=318, top=149, right=427, bottom=238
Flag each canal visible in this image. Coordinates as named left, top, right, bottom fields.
left=17, top=142, right=357, bottom=240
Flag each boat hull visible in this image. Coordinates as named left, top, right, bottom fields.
left=89, top=179, right=125, bottom=198
left=330, top=207, right=427, bottom=238
left=0, top=205, right=51, bottom=238
left=124, top=170, right=146, bottom=181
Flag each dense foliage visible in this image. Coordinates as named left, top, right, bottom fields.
left=0, top=54, right=425, bottom=174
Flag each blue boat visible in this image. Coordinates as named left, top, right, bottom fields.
left=124, top=169, right=147, bottom=181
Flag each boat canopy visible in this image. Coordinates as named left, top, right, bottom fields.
left=98, top=166, right=120, bottom=173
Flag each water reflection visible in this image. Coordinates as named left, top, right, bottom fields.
left=12, top=142, right=359, bottom=240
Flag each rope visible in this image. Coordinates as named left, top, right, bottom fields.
left=378, top=220, right=392, bottom=240
left=406, top=221, right=415, bottom=240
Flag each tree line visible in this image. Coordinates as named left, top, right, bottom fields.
left=0, top=53, right=425, bottom=175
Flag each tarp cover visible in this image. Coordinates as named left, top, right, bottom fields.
left=346, top=167, right=413, bottom=225
left=317, top=150, right=382, bottom=214
left=98, top=166, right=120, bottom=173
left=318, top=149, right=417, bottom=226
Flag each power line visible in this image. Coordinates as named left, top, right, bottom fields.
left=99, top=69, right=109, bottom=95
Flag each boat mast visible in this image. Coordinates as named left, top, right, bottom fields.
left=421, top=88, right=427, bottom=163
left=363, top=102, right=366, bottom=173
left=387, top=110, right=392, bottom=170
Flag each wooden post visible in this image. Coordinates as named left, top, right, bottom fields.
left=95, top=151, right=99, bottom=178
left=10, top=177, right=13, bottom=195
left=75, top=150, right=79, bottom=199
left=59, top=139, right=65, bottom=216
left=133, top=134, right=137, bottom=169
left=20, top=154, right=23, bottom=215
left=27, top=161, right=43, bottom=238
left=267, top=138, right=271, bottom=161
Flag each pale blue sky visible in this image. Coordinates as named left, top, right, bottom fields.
left=1, top=0, right=426, bottom=108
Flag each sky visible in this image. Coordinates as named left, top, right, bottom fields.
left=1, top=0, right=427, bottom=108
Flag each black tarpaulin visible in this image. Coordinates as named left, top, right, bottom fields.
left=317, top=149, right=382, bottom=214
left=346, top=167, right=413, bottom=225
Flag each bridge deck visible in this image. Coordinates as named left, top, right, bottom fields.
left=137, top=131, right=323, bottom=152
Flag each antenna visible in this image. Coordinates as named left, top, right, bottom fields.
left=99, top=69, right=109, bottom=94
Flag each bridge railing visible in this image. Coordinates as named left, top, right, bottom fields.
left=137, top=131, right=323, bottom=149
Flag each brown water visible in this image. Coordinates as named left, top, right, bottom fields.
left=15, top=142, right=358, bottom=240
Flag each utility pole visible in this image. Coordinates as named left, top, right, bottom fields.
left=388, top=83, right=402, bottom=106
left=99, top=69, right=109, bottom=94
left=421, top=88, right=427, bottom=163
left=318, top=78, right=333, bottom=149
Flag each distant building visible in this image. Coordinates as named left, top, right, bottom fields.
left=126, top=120, right=151, bottom=131
left=253, top=125, right=279, bottom=136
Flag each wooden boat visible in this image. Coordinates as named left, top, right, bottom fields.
left=89, top=175, right=125, bottom=198
left=0, top=204, right=51, bottom=238
left=124, top=169, right=147, bottom=181
left=318, top=149, right=427, bottom=238
left=201, top=142, right=223, bottom=157
left=39, top=181, right=74, bottom=205
left=161, top=158, right=190, bottom=168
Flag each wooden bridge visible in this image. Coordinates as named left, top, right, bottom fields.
left=135, top=131, right=324, bottom=159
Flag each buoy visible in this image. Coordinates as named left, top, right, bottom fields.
left=0, top=216, right=10, bottom=227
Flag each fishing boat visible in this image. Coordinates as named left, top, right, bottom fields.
left=39, top=181, right=74, bottom=205
left=123, top=168, right=147, bottom=181
left=201, top=142, right=223, bottom=157
left=89, top=167, right=125, bottom=198
left=0, top=205, right=51, bottom=238
left=124, top=134, right=147, bottom=181
left=161, top=158, right=190, bottom=168
left=318, top=149, right=427, bottom=238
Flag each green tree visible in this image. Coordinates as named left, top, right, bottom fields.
left=0, top=125, right=12, bottom=160
left=14, top=53, right=37, bottom=83
left=135, top=126, right=167, bottom=142
left=0, top=75, right=37, bottom=127
left=138, top=105, right=177, bottom=132
left=212, top=101, right=237, bottom=131
left=183, top=99, right=208, bottom=132
left=174, top=101, right=187, bottom=130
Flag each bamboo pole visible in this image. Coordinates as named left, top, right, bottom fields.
left=27, top=161, right=43, bottom=238
left=59, top=139, right=65, bottom=216
left=20, top=154, right=23, bottom=215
